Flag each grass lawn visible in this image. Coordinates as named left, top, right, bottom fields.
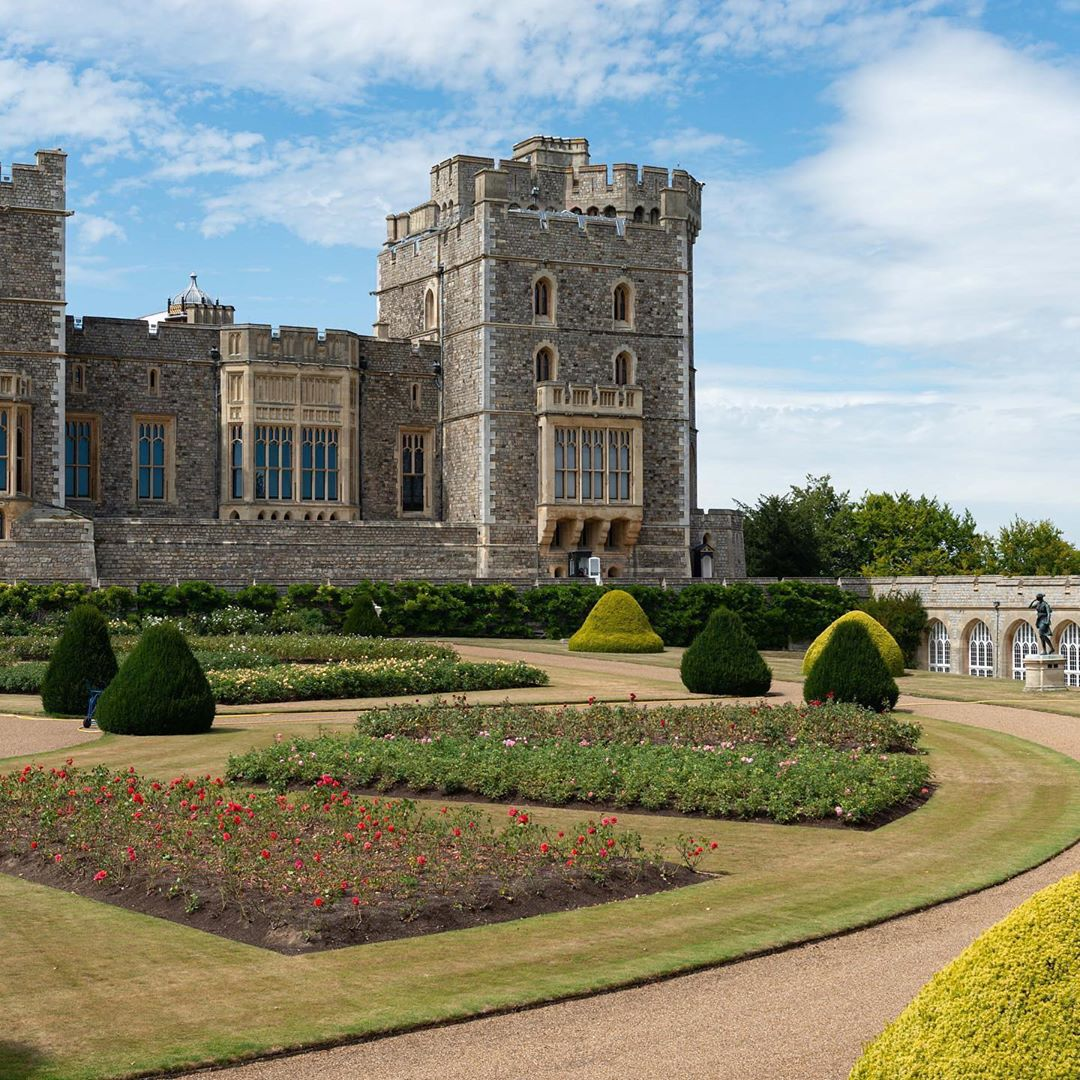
left=0, top=643, right=1078, bottom=1079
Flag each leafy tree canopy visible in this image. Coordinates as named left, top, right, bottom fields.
left=988, top=517, right=1080, bottom=576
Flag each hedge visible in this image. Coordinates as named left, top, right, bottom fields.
left=0, top=579, right=859, bottom=648
left=680, top=607, right=772, bottom=695
left=850, top=872, right=1080, bottom=1080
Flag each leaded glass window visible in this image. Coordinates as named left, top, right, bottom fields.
left=65, top=418, right=94, bottom=499
left=554, top=428, right=577, bottom=500
left=614, top=351, right=632, bottom=385
left=580, top=429, right=604, bottom=499
left=230, top=424, right=244, bottom=500
left=0, top=410, right=8, bottom=494
left=968, top=621, right=993, bottom=678
left=301, top=427, right=339, bottom=502
left=1061, top=623, right=1080, bottom=686
left=927, top=620, right=950, bottom=672
left=254, top=425, right=293, bottom=500
left=608, top=429, right=631, bottom=501
left=137, top=421, right=167, bottom=500
left=1012, top=623, right=1039, bottom=680
left=401, top=431, right=426, bottom=512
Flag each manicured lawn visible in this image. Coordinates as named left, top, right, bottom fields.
left=0, top=644, right=1078, bottom=1079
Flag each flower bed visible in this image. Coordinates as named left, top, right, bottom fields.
left=357, top=699, right=923, bottom=752
left=227, top=701, right=930, bottom=824
left=208, top=658, right=547, bottom=705
left=0, top=635, right=547, bottom=705
left=0, top=762, right=701, bottom=952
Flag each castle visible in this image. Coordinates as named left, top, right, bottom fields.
left=0, top=138, right=744, bottom=586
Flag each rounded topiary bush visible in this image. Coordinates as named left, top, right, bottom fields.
left=803, top=610, right=905, bottom=677
left=341, top=595, right=384, bottom=636
left=803, top=619, right=899, bottom=711
left=681, top=606, right=772, bottom=695
left=850, top=872, right=1080, bottom=1080
left=40, top=604, right=118, bottom=715
left=95, top=622, right=215, bottom=735
left=567, top=590, right=664, bottom=653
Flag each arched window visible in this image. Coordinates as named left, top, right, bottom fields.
left=533, top=276, right=554, bottom=321
left=1012, top=623, right=1039, bottom=680
left=586, top=206, right=599, bottom=216
left=968, top=621, right=994, bottom=678
left=508, top=202, right=521, bottom=210
left=535, top=346, right=555, bottom=382
left=570, top=207, right=582, bottom=215
left=649, top=207, right=660, bottom=225
left=603, top=205, right=617, bottom=218
left=613, top=283, right=632, bottom=325
left=614, top=351, right=633, bottom=386
left=1060, top=623, right=1080, bottom=686
left=424, top=287, right=437, bottom=331
left=927, top=620, right=950, bottom=672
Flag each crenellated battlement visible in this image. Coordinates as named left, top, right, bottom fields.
left=0, top=150, right=66, bottom=212
left=387, top=136, right=702, bottom=243
left=221, top=323, right=362, bottom=365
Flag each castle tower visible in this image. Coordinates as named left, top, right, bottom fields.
left=0, top=150, right=68, bottom=529
left=376, top=136, right=703, bottom=578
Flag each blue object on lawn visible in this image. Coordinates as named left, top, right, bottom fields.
left=83, top=688, right=103, bottom=729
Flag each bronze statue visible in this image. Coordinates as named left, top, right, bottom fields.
left=1029, top=593, right=1054, bottom=654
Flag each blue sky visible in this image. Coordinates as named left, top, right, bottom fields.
left=4, top=1, right=1080, bottom=538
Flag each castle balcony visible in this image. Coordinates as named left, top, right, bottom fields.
left=535, top=383, right=641, bottom=417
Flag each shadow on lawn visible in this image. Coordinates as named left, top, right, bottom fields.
left=0, top=1041, right=51, bottom=1079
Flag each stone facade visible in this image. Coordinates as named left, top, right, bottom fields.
left=869, top=576, right=1080, bottom=684
left=0, top=138, right=744, bottom=586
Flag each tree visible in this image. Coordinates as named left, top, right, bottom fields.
left=567, top=590, right=664, bottom=653
left=850, top=492, right=990, bottom=576
left=738, top=475, right=862, bottom=577
left=95, top=623, right=215, bottom=736
left=803, top=619, right=899, bottom=712
left=680, top=607, right=772, bottom=695
left=41, top=604, right=118, bottom=715
left=859, top=590, right=928, bottom=666
left=989, top=517, right=1080, bottom=576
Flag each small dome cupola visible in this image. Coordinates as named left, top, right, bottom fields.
left=163, top=272, right=234, bottom=326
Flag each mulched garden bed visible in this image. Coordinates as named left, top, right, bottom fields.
left=0, top=853, right=703, bottom=955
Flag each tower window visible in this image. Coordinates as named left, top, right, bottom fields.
left=533, top=277, right=554, bottom=321
left=147, top=366, right=160, bottom=395
left=424, top=287, right=437, bottom=331
left=613, top=283, right=632, bottom=325
left=614, top=351, right=633, bottom=386
left=230, top=424, right=244, bottom=500
left=254, top=424, right=293, bottom=500
left=535, top=346, right=555, bottom=382
left=135, top=418, right=170, bottom=501
left=401, top=430, right=429, bottom=514
left=65, top=417, right=97, bottom=500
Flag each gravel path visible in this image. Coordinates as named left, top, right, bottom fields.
left=172, top=690, right=1080, bottom=1080
left=0, top=713, right=99, bottom=760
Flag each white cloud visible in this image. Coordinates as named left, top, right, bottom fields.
left=0, top=57, right=147, bottom=155
left=73, top=213, right=125, bottom=245
left=197, top=127, right=505, bottom=245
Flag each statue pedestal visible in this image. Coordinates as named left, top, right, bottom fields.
left=1023, top=654, right=1068, bottom=692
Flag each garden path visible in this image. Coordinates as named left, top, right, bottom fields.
left=171, top=687, right=1080, bottom=1080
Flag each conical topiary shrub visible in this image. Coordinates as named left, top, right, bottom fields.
left=341, top=594, right=384, bottom=636
left=40, top=604, right=118, bottom=715
left=680, top=606, right=772, bottom=695
left=802, top=609, right=905, bottom=677
left=850, top=872, right=1080, bottom=1080
left=567, top=590, right=664, bottom=653
left=803, top=619, right=899, bottom=712
left=95, top=622, right=215, bottom=735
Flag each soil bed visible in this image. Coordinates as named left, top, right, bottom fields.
left=0, top=853, right=703, bottom=955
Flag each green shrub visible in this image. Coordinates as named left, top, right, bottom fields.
left=40, top=605, right=118, bottom=715
left=850, top=872, right=1080, bottom=1080
left=803, top=609, right=905, bottom=676
left=341, top=595, right=384, bottom=636
left=803, top=620, right=899, bottom=712
left=680, top=607, right=772, bottom=695
left=95, top=623, right=215, bottom=735
left=567, top=590, right=664, bottom=653
left=0, top=662, right=47, bottom=694
left=858, top=590, right=929, bottom=666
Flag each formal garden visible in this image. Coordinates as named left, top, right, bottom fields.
left=0, top=582, right=1076, bottom=1079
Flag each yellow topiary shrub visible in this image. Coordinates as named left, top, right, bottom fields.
left=850, top=872, right=1080, bottom=1080
left=567, top=590, right=664, bottom=653
left=802, top=610, right=905, bottom=677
